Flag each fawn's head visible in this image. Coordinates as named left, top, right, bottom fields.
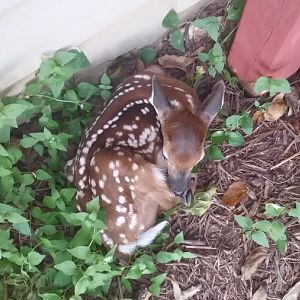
left=151, top=76, right=225, bottom=205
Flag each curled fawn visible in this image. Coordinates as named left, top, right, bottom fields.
left=65, top=72, right=225, bottom=255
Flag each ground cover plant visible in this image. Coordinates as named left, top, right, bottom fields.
left=1, top=0, right=300, bottom=299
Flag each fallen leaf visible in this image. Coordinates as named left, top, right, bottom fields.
left=252, top=110, right=264, bottom=123
left=158, top=55, right=195, bottom=71
left=222, top=181, right=247, bottom=206
left=251, top=284, right=267, bottom=300
left=282, top=281, right=300, bottom=300
left=264, top=93, right=288, bottom=121
left=241, top=247, right=268, bottom=280
left=172, top=281, right=201, bottom=300
left=144, top=65, right=165, bottom=75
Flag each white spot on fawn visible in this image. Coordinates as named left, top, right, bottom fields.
left=99, top=179, right=105, bottom=189
left=116, top=216, right=126, bottom=226
left=118, top=195, right=126, bottom=204
left=101, top=194, right=111, bottom=204
left=132, top=163, right=138, bottom=171
left=109, top=161, right=115, bottom=170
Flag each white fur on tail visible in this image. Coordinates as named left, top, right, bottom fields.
left=118, top=221, right=168, bottom=255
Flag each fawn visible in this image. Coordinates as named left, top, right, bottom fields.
left=65, top=72, right=225, bottom=255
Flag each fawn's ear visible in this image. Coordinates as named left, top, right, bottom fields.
left=150, top=76, right=172, bottom=117
left=200, top=80, right=225, bottom=125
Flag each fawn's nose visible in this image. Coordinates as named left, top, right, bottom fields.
left=173, top=189, right=193, bottom=207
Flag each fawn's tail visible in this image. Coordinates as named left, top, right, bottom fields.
left=118, top=221, right=168, bottom=255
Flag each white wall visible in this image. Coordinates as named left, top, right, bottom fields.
left=0, top=0, right=208, bottom=96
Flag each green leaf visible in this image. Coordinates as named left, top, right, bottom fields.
left=64, top=90, right=78, bottom=102
left=227, top=131, right=245, bottom=147
left=208, top=66, right=217, bottom=77
left=0, top=166, right=12, bottom=177
left=198, top=52, right=209, bottom=62
left=100, top=89, right=111, bottom=101
left=193, top=16, right=220, bottom=41
left=75, top=276, right=89, bottom=295
left=269, top=221, right=285, bottom=242
left=54, top=260, right=77, bottom=276
left=139, top=47, right=157, bottom=65
left=234, top=215, right=253, bottom=230
left=100, top=73, right=111, bottom=85
left=239, top=113, right=253, bottom=134
left=60, top=188, right=76, bottom=202
left=40, top=293, right=61, bottom=300
left=169, top=30, right=185, bottom=52
left=39, top=59, right=56, bottom=80
left=210, top=131, right=228, bottom=144
left=254, top=77, right=291, bottom=97
left=251, top=230, right=269, bottom=247
left=28, top=251, right=45, bottom=265
left=162, top=9, right=179, bottom=29
left=276, top=237, right=287, bottom=253
left=207, top=145, right=224, bottom=160
left=253, top=220, right=272, bottom=232
left=78, top=82, right=100, bottom=99
left=54, top=51, right=77, bottom=65
left=181, top=251, right=197, bottom=259
left=0, top=229, right=15, bottom=251
left=48, top=78, right=64, bottom=98
left=67, top=246, right=91, bottom=260
left=1, top=104, right=28, bottom=120
left=185, top=186, right=216, bottom=216
left=225, top=115, right=241, bottom=129
left=227, top=0, right=245, bottom=21
left=20, top=136, right=38, bottom=148
left=0, top=126, right=10, bottom=143
left=264, top=203, right=285, bottom=217
left=43, top=196, right=56, bottom=209
left=85, top=198, right=100, bottom=215
left=70, top=227, right=91, bottom=247
left=174, top=231, right=184, bottom=244
left=25, top=82, right=42, bottom=96
left=35, top=169, right=51, bottom=180
left=212, top=42, right=223, bottom=56
left=288, top=202, right=300, bottom=221
left=6, top=212, right=28, bottom=223
left=149, top=273, right=167, bottom=296
left=156, top=251, right=181, bottom=263
left=125, top=265, right=143, bottom=280
left=12, top=222, right=31, bottom=236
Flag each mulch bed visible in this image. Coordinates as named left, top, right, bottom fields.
left=75, top=0, right=300, bottom=298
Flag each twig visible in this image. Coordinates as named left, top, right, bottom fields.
left=270, top=151, right=300, bottom=170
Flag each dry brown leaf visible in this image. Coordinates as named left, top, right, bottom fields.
left=282, top=281, right=300, bottom=300
left=144, top=64, right=165, bottom=75
left=172, top=281, right=201, bottom=300
left=252, top=110, right=264, bottom=123
left=158, top=55, right=195, bottom=71
left=251, top=284, right=267, bottom=300
left=264, top=93, right=288, bottom=121
left=221, top=181, right=247, bottom=206
left=241, top=247, right=268, bottom=280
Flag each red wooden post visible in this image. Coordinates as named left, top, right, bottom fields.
left=228, top=0, right=300, bottom=88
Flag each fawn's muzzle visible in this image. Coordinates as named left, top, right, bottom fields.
left=169, top=171, right=193, bottom=206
